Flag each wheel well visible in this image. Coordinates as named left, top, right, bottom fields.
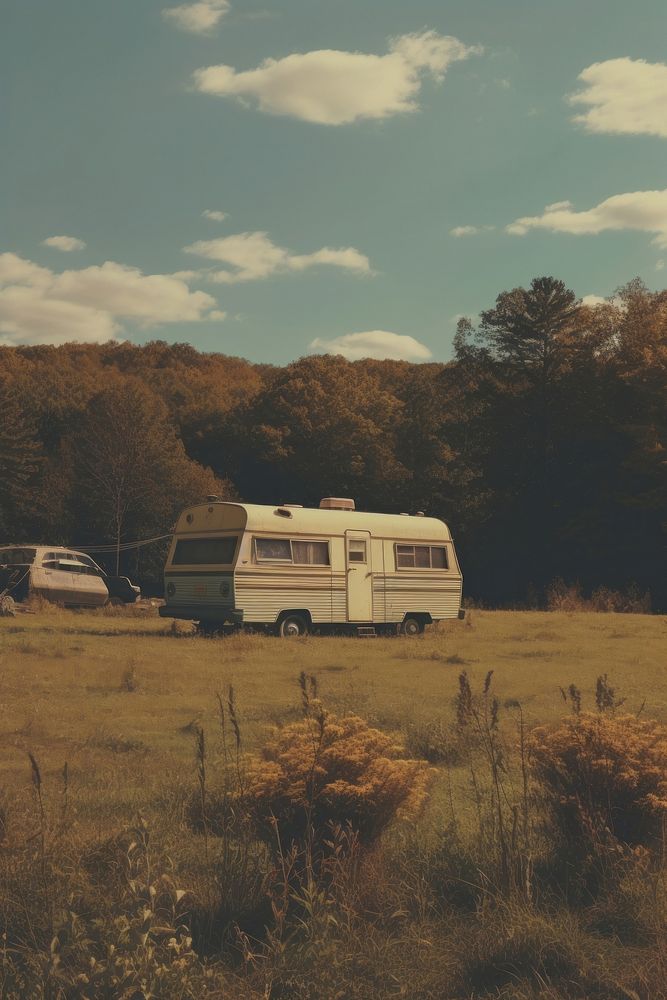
left=402, top=612, right=432, bottom=625
left=276, top=609, right=313, bottom=626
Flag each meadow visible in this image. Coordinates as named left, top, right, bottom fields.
left=1, top=608, right=665, bottom=999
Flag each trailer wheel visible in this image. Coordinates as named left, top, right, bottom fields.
left=278, top=614, right=309, bottom=638
left=197, top=620, right=224, bottom=637
left=401, top=616, right=424, bottom=637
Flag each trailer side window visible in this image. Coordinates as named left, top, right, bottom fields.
left=396, top=544, right=448, bottom=569
left=255, top=538, right=292, bottom=561
left=292, top=540, right=329, bottom=565
left=173, top=537, right=238, bottom=565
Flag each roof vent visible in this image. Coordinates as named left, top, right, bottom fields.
left=206, top=495, right=220, bottom=503
left=320, top=497, right=355, bottom=511
left=283, top=503, right=304, bottom=508
left=415, top=511, right=425, bottom=517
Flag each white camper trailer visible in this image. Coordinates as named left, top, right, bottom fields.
left=160, top=498, right=463, bottom=636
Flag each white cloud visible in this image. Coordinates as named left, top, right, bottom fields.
left=41, top=235, right=86, bottom=252
left=581, top=294, right=606, bottom=307
left=569, top=58, right=667, bottom=138
left=184, top=231, right=372, bottom=282
left=506, top=189, right=667, bottom=249
left=656, top=260, right=665, bottom=271
left=544, top=201, right=573, bottom=213
left=202, top=209, right=228, bottom=221
left=309, top=331, right=432, bottom=362
left=163, top=0, right=229, bottom=34
left=450, top=224, right=495, bottom=237
left=193, top=29, right=481, bottom=125
left=0, top=252, right=222, bottom=347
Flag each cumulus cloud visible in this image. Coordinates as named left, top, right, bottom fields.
left=163, top=0, right=229, bottom=34
left=506, top=189, right=667, bottom=249
left=0, top=252, right=222, bottom=346
left=309, top=331, right=432, bottom=362
left=581, top=294, right=606, bottom=307
left=202, top=208, right=228, bottom=221
left=42, top=235, right=86, bottom=252
left=184, top=231, right=372, bottom=283
left=569, top=58, right=667, bottom=138
left=450, top=224, right=495, bottom=237
left=193, top=29, right=482, bottom=125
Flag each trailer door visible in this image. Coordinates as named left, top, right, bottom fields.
left=345, top=530, right=372, bottom=621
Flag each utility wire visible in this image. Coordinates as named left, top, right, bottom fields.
left=73, top=533, right=172, bottom=554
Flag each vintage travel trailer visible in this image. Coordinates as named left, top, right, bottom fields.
left=160, top=497, right=463, bottom=636
left=0, top=546, right=140, bottom=607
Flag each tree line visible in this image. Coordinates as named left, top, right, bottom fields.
left=1, top=275, right=665, bottom=608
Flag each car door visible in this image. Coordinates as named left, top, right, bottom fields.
left=67, top=555, right=108, bottom=607
left=38, top=552, right=73, bottom=603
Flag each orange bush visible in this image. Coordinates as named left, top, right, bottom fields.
left=527, top=713, right=667, bottom=846
left=240, top=709, right=433, bottom=847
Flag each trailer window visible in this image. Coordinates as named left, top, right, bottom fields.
left=255, top=538, right=330, bottom=564
left=292, top=540, right=329, bottom=565
left=396, top=544, right=448, bottom=569
left=255, top=538, right=292, bottom=561
left=347, top=540, right=367, bottom=563
left=173, top=537, right=238, bottom=565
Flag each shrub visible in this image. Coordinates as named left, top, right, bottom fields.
left=590, top=585, right=651, bottom=614
left=546, top=578, right=585, bottom=612
left=239, top=709, right=433, bottom=848
left=547, top=578, right=652, bottom=614
left=527, top=713, right=667, bottom=847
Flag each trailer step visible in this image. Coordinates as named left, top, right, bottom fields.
left=356, top=626, right=377, bottom=637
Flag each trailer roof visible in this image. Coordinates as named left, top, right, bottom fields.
left=175, top=502, right=452, bottom=541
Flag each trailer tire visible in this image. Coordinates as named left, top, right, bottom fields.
left=401, top=616, right=424, bottom=637
left=197, top=620, right=224, bottom=637
left=278, top=613, right=309, bottom=638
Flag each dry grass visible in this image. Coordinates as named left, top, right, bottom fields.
left=0, top=608, right=665, bottom=998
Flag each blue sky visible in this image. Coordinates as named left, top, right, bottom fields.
left=2, top=0, right=667, bottom=363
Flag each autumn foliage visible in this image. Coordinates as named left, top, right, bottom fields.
left=527, top=712, right=667, bottom=846
left=240, top=709, right=433, bottom=847
left=1, top=275, right=666, bottom=606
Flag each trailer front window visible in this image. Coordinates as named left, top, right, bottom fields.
left=173, top=537, right=238, bottom=565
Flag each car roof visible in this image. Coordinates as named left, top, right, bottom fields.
left=0, top=545, right=91, bottom=558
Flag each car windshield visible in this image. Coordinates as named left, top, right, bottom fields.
left=0, top=548, right=36, bottom=566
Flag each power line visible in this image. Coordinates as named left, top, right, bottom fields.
left=73, top=533, right=172, bottom=554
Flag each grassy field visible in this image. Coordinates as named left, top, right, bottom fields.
left=2, top=608, right=665, bottom=783
left=1, top=608, right=665, bottom=998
